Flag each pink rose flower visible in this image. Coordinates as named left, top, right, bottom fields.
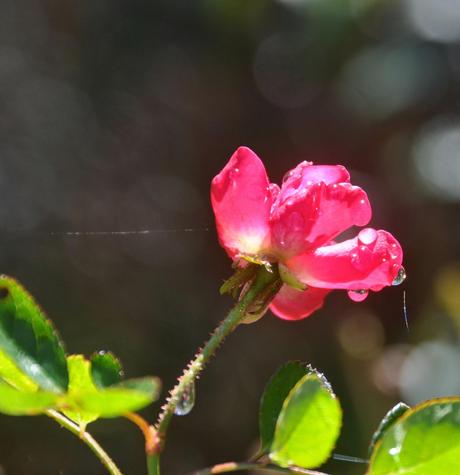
left=211, top=146, right=404, bottom=321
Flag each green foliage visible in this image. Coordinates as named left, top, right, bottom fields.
left=259, top=361, right=309, bottom=453
left=261, top=364, right=342, bottom=470
left=63, top=355, right=100, bottom=429
left=73, top=377, right=161, bottom=417
left=91, top=351, right=123, bottom=388
left=368, top=402, right=410, bottom=456
left=0, top=276, right=161, bottom=425
left=0, top=276, right=68, bottom=393
left=369, top=397, right=460, bottom=475
left=63, top=356, right=160, bottom=424
left=0, top=382, right=58, bottom=415
left=0, top=351, right=38, bottom=392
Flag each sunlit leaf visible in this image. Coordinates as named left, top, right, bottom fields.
left=90, top=351, right=123, bottom=388
left=368, top=402, right=410, bottom=456
left=0, top=276, right=68, bottom=393
left=0, top=351, right=38, bottom=392
left=0, top=382, right=58, bottom=415
left=63, top=355, right=99, bottom=428
left=62, top=355, right=160, bottom=420
left=259, top=361, right=309, bottom=453
left=369, top=397, right=460, bottom=475
left=270, top=371, right=342, bottom=469
left=74, top=377, right=161, bottom=417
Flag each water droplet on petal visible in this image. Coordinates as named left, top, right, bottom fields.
left=174, top=381, right=196, bottom=416
left=392, top=266, right=406, bottom=286
left=347, top=289, right=369, bottom=302
left=229, top=167, right=240, bottom=187
left=358, top=228, right=378, bottom=246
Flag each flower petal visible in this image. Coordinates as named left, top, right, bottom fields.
left=211, top=147, right=273, bottom=258
left=271, top=181, right=372, bottom=256
left=285, top=229, right=403, bottom=291
left=277, top=162, right=350, bottom=206
left=270, top=285, right=331, bottom=321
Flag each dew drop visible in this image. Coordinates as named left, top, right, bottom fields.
left=229, top=167, right=240, bottom=185
left=392, top=266, right=406, bottom=286
left=389, top=446, right=401, bottom=456
left=174, top=381, right=196, bottom=416
left=358, top=228, right=378, bottom=246
left=347, top=289, right=369, bottom=302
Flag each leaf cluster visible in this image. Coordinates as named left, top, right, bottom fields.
left=0, top=275, right=160, bottom=431
left=257, top=362, right=460, bottom=474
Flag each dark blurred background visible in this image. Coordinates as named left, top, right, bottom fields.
left=0, top=0, right=459, bottom=473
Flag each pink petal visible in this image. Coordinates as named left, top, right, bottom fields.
left=285, top=229, right=403, bottom=291
left=211, top=147, right=273, bottom=258
left=270, top=285, right=331, bottom=321
left=271, top=181, right=372, bottom=256
left=277, top=162, right=350, bottom=205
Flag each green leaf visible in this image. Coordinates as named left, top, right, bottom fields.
left=269, top=371, right=342, bottom=469
left=62, top=355, right=99, bottom=428
left=0, top=276, right=68, bottom=393
left=369, top=397, right=460, bottom=475
left=368, top=402, right=410, bottom=456
left=0, top=382, right=58, bottom=415
left=62, top=355, right=160, bottom=422
left=74, top=377, right=161, bottom=417
left=0, top=350, right=38, bottom=392
left=90, top=351, right=123, bottom=388
left=259, top=361, right=309, bottom=453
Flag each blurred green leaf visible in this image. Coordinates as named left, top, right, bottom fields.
left=0, top=382, right=58, bottom=415
left=269, top=371, right=342, bottom=469
left=63, top=355, right=99, bottom=428
left=259, top=361, right=309, bottom=453
left=90, top=351, right=123, bottom=388
left=369, top=397, right=460, bottom=475
left=0, top=276, right=68, bottom=393
left=74, top=377, right=161, bottom=417
left=368, top=402, right=410, bottom=456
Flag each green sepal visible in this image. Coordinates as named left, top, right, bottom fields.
left=220, top=264, right=258, bottom=296
left=278, top=264, right=307, bottom=291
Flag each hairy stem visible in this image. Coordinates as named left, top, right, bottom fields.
left=148, top=266, right=280, bottom=474
left=46, top=409, right=123, bottom=475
